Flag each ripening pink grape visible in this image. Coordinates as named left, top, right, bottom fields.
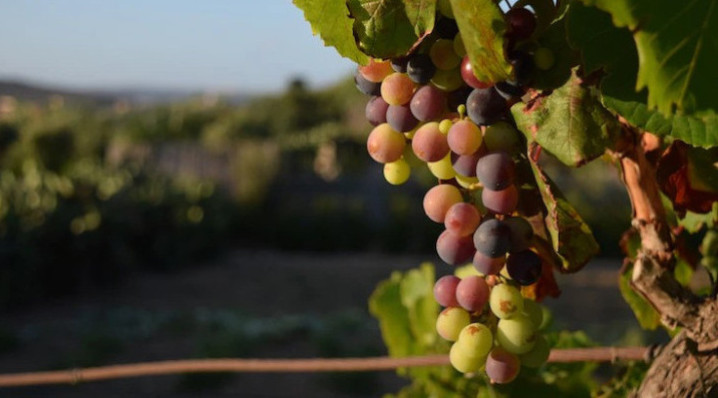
left=436, top=229, right=475, bottom=265
left=444, top=202, right=481, bottom=237
left=412, top=122, right=449, bottom=162
left=381, top=73, right=416, bottom=105
left=482, top=185, right=519, bottom=215
left=448, top=120, right=482, bottom=156
left=366, top=123, right=406, bottom=164
left=434, top=275, right=461, bottom=307
left=358, top=59, right=393, bottom=83
left=423, top=184, right=463, bottom=223
left=456, top=275, right=489, bottom=312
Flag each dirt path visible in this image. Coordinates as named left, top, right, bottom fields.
left=0, top=250, right=660, bottom=397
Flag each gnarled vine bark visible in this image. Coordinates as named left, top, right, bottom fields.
left=614, top=130, right=718, bottom=397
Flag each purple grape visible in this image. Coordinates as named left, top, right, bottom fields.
left=391, top=56, right=409, bottom=73
left=473, top=251, right=505, bottom=275
left=434, top=17, right=459, bottom=39
left=506, top=250, right=542, bottom=285
left=365, top=96, right=389, bottom=126
left=482, top=185, right=519, bottom=215
left=447, top=86, right=473, bottom=113
left=505, top=216, right=533, bottom=252
left=410, top=85, right=447, bottom=122
left=473, top=218, right=511, bottom=258
left=506, top=8, right=536, bottom=41
left=355, top=73, right=381, bottom=96
left=475, top=151, right=515, bottom=190
left=466, top=87, right=508, bottom=126
left=485, top=347, right=520, bottom=384
left=434, top=275, right=461, bottom=307
left=456, top=275, right=489, bottom=312
left=407, top=54, right=436, bottom=84
left=508, top=50, right=534, bottom=86
left=437, top=229, right=476, bottom=265
left=386, top=104, right=419, bottom=132
left=451, top=151, right=480, bottom=177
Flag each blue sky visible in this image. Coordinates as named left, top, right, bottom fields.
left=0, top=1, right=355, bottom=93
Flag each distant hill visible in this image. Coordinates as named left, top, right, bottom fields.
left=0, top=79, right=253, bottom=106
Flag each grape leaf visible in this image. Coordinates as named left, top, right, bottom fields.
left=656, top=141, right=718, bottom=215
left=368, top=263, right=439, bottom=359
left=399, top=264, right=439, bottom=348
left=347, top=0, right=436, bottom=59
left=530, top=10, right=580, bottom=91
left=450, top=0, right=511, bottom=83
left=293, top=0, right=369, bottom=64
left=619, top=262, right=661, bottom=330
left=512, top=70, right=621, bottom=167
left=580, top=0, right=718, bottom=115
left=527, top=153, right=599, bottom=272
left=566, top=2, right=718, bottom=148
left=679, top=204, right=718, bottom=233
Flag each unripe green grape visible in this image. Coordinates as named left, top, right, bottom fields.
left=483, top=121, right=520, bottom=152
left=431, top=68, right=464, bottom=92
left=436, top=307, right=471, bottom=341
left=439, top=119, right=453, bottom=135
left=456, top=323, right=493, bottom=358
left=519, top=334, right=550, bottom=368
left=453, top=33, right=466, bottom=57
left=456, top=175, right=478, bottom=189
left=522, top=298, right=543, bottom=328
left=428, top=153, right=456, bottom=180
left=496, top=313, right=537, bottom=354
left=533, top=47, right=555, bottom=70
left=450, top=342, right=485, bottom=373
left=437, top=0, right=454, bottom=19
left=430, top=39, right=461, bottom=70
left=384, top=158, right=410, bottom=185
left=489, top=283, right=524, bottom=319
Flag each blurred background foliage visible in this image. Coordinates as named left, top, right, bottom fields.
left=0, top=77, right=629, bottom=309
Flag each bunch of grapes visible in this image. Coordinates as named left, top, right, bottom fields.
left=354, top=1, right=555, bottom=383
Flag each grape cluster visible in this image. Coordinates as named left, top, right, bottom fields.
left=435, top=280, right=549, bottom=382
left=354, top=2, right=553, bottom=382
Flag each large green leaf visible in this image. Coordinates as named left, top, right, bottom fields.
left=530, top=10, right=580, bottom=91
left=450, top=0, right=511, bottom=83
left=368, top=263, right=439, bottom=358
left=581, top=0, right=718, bottom=115
left=512, top=70, right=621, bottom=167
left=527, top=156, right=600, bottom=272
left=293, top=0, right=369, bottom=64
left=567, top=3, right=718, bottom=147
left=347, top=0, right=436, bottom=59
left=618, top=263, right=661, bottom=330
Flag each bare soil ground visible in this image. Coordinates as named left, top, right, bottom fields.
left=0, top=250, right=661, bottom=397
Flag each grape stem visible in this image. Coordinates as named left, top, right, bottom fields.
left=0, top=348, right=650, bottom=388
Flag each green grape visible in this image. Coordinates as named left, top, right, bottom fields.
left=450, top=342, right=485, bottom=373
left=428, top=152, right=456, bottom=180
left=496, top=313, right=537, bottom=354
left=439, top=119, right=453, bottom=135
left=453, top=33, right=465, bottom=57
left=431, top=68, right=464, bottom=92
left=437, top=0, right=454, bottom=19
left=533, top=47, right=555, bottom=70
left=522, top=298, right=543, bottom=328
left=489, top=283, right=524, bottom=319
left=456, top=175, right=478, bottom=189
left=520, top=334, right=550, bottom=368
left=383, top=158, right=410, bottom=185
left=402, top=144, right=423, bottom=168
left=483, top=121, right=520, bottom=152
left=430, top=39, right=461, bottom=71
left=436, top=307, right=471, bottom=341
left=456, top=323, right=493, bottom=358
